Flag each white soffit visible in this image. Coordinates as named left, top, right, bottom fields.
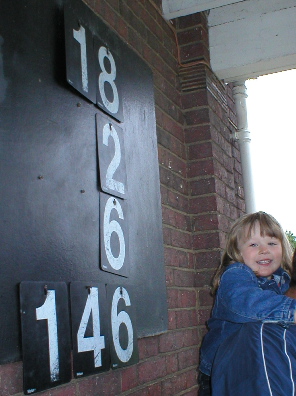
left=161, top=0, right=245, bottom=19
left=208, top=0, right=296, bottom=82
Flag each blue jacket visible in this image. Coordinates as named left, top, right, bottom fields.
left=199, top=262, right=296, bottom=375
left=211, top=321, right=296, bottom=395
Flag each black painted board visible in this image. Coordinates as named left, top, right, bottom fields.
left=20, top=282, right=72, bottom=395
left=70, top=282, right=110, bottom=378
left=0, top=0, right=168, bottom=365
left=0, top=0, right=102, bottom=363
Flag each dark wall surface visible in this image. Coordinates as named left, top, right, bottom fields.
left=0, top=0, right=167, bottom=364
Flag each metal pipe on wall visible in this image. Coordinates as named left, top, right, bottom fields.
left=232, top=80, right=256, bottom=213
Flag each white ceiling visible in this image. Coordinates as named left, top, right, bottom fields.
left=162, top=0, right=296, bottom=82
left=161, top=0, right=245, bottom=19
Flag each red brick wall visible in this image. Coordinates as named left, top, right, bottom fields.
left=0, top=1, right=244, bottom=395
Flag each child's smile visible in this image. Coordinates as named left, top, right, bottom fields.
left=238, top=222, right=283, bottom=278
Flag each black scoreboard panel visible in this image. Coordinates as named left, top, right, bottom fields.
left=0, top=0, right=168, bottom=366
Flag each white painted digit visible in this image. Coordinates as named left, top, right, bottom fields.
left=98, top=46, right=119, bottom=114
left=103, top=123, right=125, bottom=194
left=36, top=290, right=59, bottom=382
left=77, top=287, right=105, bottom=367
left=111, top=287, right=133, bottom=363
left=73, top=25, right=88, bottom=93
left=104, top=197, right=125, bottom=270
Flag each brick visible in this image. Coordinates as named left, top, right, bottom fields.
left=195, top=269, right=216, bottom=288
left=179, top=42, right=209, bottom=64
left=168, top=309, right=177, bottom=330
left=163, top=226, right=192, bottom=249
left=104, top=3, right=120, bottom=30
left=121, top=3, right=147, bottom=38
left=162, top=206, right=190, bottom=231
left=192, top=232, right=220, bottom=250
left=50, top=384, right=77, bottom=396
left=158, top=146, right=187, bottom=177
left=160, top=187, right=189, bottom=212
left=185, top=124, right=212, bottom=143
left=161, top=368, right=198, bottom=395
left=159, top=328, right=199, bottom=353
left=184, top=107, right=210, bottom=126
left=121, top=365, right=138, bottom=392
left=177, top=26, right=206, bottom=45
left=182, top=388, right=200, bottom=396
left=165, top=352, right=179, bottom=374
left=173, top=268, right=196, bottom=287
left=0, top=362, right=23, bottom=395
left=93, top=1, right=106, bottom=18
left=138, top=336, right=159, bottom=360
left=106, top=0, right=119, bottom=12
left=178, top=347, right=199, bottom=370
left=166, top=288, right=197, bottom=309
left=129, top=382, right=162, bottom=396
left=188, top=141, right=213, bottom=160
left=190, top=177, right=216, bottom=196
left=77, top=370, right=121, bottom=395
left=138, top=356, right=166, bottom=383
left=165, top=266, right=175, bottom=287
left=154, top=73, right=181, bottom=109
left=159, top=167, right=187, bottom=195
left=198, top=288, right=214, bottom=307
left=164, top=246, right=190, bottom=268
left=128, top=27, right=144, bottom=55
left=192, top=213, right=219, bottom=232
left=155, top=88, right=183, bottom=123
left=197, top=308, right=212, bottom=325
left=115, top=16, right=128, bottom=40
left=178, top=12, right=207, bottom=29
left=124, top=0, right=143, bottom=17
left=182, top=89, right=208, bottom=109
left=189, top=194, right=217, bottom=214
left=166, top=288, right=179, bottom=309
left=188, top=158, right=214, bottom=178
left=175, top=308, right=198, bottom=328
left=163, top=28, right=178, bottom=58
left=195, top=250, right=221, bottom=270
left=160, top=111, right=184, bottom=141
left=147, top=29, right=163, bottom=55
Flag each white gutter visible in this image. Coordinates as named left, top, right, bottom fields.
left=232, top=80, right=256, bottom=213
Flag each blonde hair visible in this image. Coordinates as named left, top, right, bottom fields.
left=212, top=211, right=293, bottom=293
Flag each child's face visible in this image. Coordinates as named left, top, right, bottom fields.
left=237, top=222, right=282, bottom=278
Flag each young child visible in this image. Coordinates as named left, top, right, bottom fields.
left=198, top=211, right=296, bottom=396
left=285, top=247, right=296, bottom=298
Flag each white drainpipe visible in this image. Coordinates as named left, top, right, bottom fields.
left=232, top=80, right=256, bottom=213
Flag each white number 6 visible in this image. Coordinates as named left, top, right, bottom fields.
left=103, top=197, right=125, bottom=270
left=111, top=287, right=133, bottom=363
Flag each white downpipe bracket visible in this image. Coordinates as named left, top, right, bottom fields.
left=232, top=81, right=256, bottom=213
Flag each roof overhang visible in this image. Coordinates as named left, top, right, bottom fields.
left=162, top=0, right=296, bottom=82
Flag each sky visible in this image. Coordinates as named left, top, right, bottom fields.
left=245, top=69, right=296, bottom=235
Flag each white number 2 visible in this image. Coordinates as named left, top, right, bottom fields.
left=77, top=287, right=105, bottom=367
left=111, top=287, right=133, bottom=363
left=36, top=290, right=59, bottom=382
left=103, top=123, right=125, bottom=195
